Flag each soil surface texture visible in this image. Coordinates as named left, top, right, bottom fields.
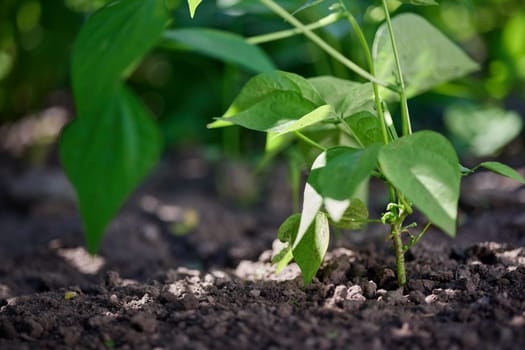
left=1, top=149, right=525, bottom=350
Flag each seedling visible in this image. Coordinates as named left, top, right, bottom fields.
left=207, top=0, right=525, bottom=286
left=62, top=0, right=525, bottom=287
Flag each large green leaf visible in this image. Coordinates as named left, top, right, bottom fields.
left=308, top=76, right=375, bottom=117
left=210, top=71, right=325, bottom=128
left=60, top=87, right=162, bottom=252
left=72, top=0, right=168, bottom=116
left=63, top=0, right=167, bottom=253
left=378, top=131, right=460, bottom=236
left=163, top=28, right=275, bottom=73
left=373, top=13, right=479, bottom=100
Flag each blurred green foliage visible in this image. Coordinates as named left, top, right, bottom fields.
left=1, top=0, right=524, bottom=156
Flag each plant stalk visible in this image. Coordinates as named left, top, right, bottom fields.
left=391, top=220, right=406, bottom=287
left=381, top=0, right=411, bottom=136
left=260, top=0, right=395, bottom=90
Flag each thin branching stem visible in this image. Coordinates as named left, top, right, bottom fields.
left=294, top=131, right=326, bottom=151
left=260, top=0, right=396, bottom=90
left=246, top=13, right=342, bottom=44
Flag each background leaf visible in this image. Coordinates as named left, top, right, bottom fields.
left=399, top=0, right=438, bottom=6
left=444, top=105, right=522, bottom=157
left=378, top=131, right=460, bottom=236
left=72, top=0, right=168, bottom=116
left=163, top=28, right=275, bottom=73
left=60, top=87, right=162, bottom=252
left=62, top=0, right=167, bottom=252
left=373, top=13, right=479, bottom=100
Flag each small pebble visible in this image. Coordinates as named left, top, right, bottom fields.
left=250, top=289, right=261, bottom=297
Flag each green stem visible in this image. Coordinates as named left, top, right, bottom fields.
left=260, top=0, right=395, bottom=90
left=247, top=13, right=342, bottom=44
left=381, top=0, right=411, bottom=136
left=391, top=219, right=406, bottom=287
left=339, top=1, right=389, bottom=145
left=294, top=131, right=326, bottom=151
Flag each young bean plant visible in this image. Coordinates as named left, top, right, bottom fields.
left=62, top=0, right=525, bottom=287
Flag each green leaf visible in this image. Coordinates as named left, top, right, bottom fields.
left=187, top=0, right=202, bottom=18
left=275, top=105, right=335, bottom=135
left=373, top=13, right=479, bottom=100
left=219, top=91, right=319, bottom=132
left=477, top=162, right=525, bottom=184
left=163, top=28, right=275, bottom=73
left=296, top=152, right=325, bottom=250
left=210, top=71, right=325, bottom=129
left=378, top=131, right=460, bottom=236
left=444, top=105, right=522, bottom=157
left=72, top=0, right=168, bottom=116
left=329, top=199, right=369, bottom=230
left=272, top=213, right=301, bottom=272
left=60, top=87, right=162, bottom=252
left=344, top=111, right=383, bottom=147
left=399, top=0, right=438, bottom=6
left=292, top=212, right=330, bottom=285
left=308, top=76, right=375, bottom=117
left=310, top=145, right=381, bottom=201
left=64, top=0, right=167, bottom=253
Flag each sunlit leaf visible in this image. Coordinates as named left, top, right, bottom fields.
left=292, top=212, right=330, bottom=285
left=378, top=131, right=460, bottom=236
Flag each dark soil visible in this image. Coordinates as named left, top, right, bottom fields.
left=1, top=148, right=525, bottom=350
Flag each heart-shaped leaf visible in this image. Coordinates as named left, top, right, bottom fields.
left=378, top=131, right=461, bottom=236
left=373, top=13, right=479, bottom=100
